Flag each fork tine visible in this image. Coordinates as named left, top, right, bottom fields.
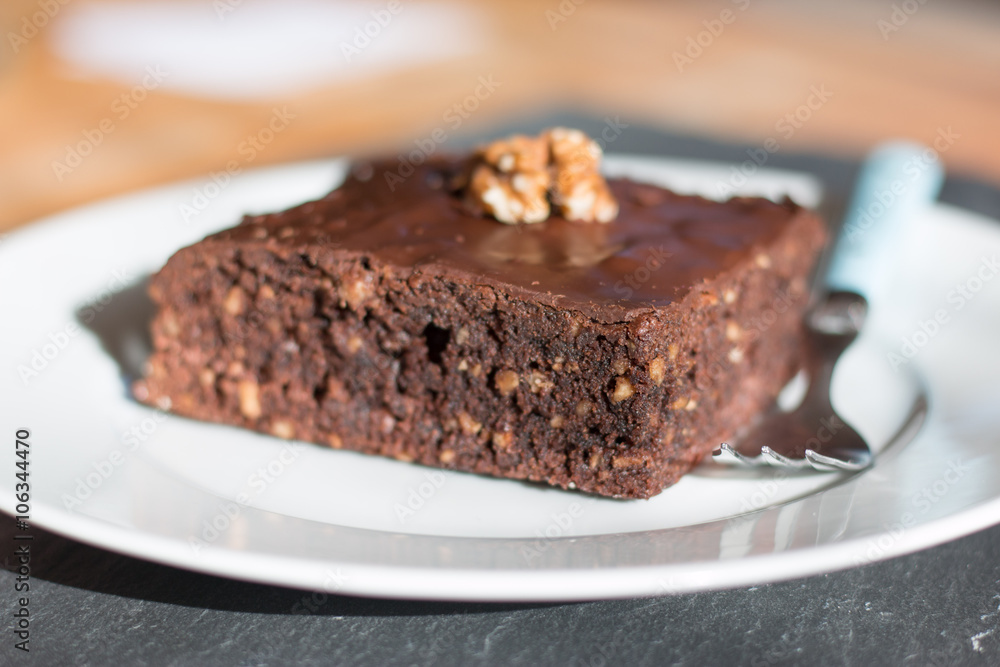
left=760, top=446, right=813, bottom=469
left=712, top=442, right=755, bottom=466
left=713, top=443, right=816, bottom=469
left=804, top=449, right=871, bottom=472
left=712, top=443, right=866, bottom=470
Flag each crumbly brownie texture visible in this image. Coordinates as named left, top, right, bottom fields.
left=135, top=157, right=826, bottom=499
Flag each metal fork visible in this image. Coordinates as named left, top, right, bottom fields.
left=714, top=291, right=869, bottom=470
left=713, top=142, right=943, bottom=470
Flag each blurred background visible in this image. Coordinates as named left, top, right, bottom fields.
left=2, top=0, right=998, bottom=232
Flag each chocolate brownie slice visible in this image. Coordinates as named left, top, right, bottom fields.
left=135, top=150, right=825, bottom=499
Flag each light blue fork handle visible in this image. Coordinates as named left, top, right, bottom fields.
left=824, top=142, right=944, bottom=300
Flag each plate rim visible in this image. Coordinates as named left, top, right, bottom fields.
left=10, top=482, right=1000, bottom=602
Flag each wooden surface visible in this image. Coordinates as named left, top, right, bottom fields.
left=2, top=0, right=999, bottom=232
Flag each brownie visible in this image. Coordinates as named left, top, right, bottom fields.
left=134, top=156, right=826, bottom=499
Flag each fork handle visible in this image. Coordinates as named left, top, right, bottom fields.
left=824, top=142, right=944, bottom=302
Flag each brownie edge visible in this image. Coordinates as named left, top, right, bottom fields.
left=135, top=161, right=826, bottom=499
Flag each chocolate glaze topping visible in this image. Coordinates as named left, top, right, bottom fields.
left=217, top=158, right=808, bottom=321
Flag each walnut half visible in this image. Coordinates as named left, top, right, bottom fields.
left=463, top=128, right=619, bottom=225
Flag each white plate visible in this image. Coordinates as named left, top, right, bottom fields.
left=2, top=156, right=999, bottom=601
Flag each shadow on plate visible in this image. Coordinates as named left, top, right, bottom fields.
left=0, top=513, right=553, bottom=616
left=76, top=274, right=156, bottom=390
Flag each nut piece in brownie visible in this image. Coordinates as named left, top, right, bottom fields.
left=134, top=128, right=826, bottom=499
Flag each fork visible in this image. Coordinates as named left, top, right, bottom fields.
left=713, top=142, right=944, bottom=470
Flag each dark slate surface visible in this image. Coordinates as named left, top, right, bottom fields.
left=3, top=116, right=999, bottom=666
left=1, top=519, right=999, bottom=666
